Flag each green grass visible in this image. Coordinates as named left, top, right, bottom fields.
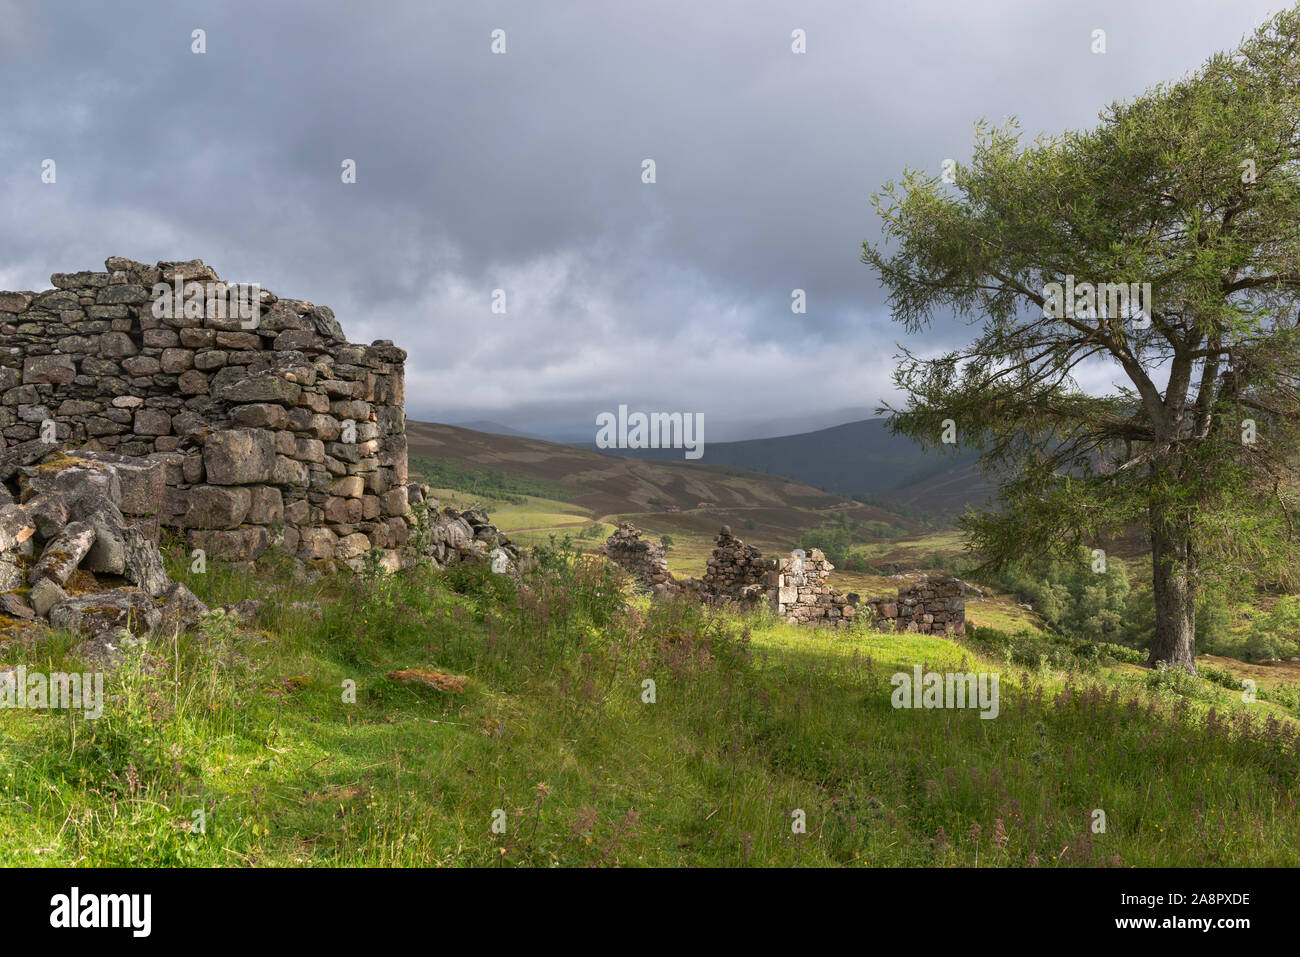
left=2, top=540, right=1299, bottom=867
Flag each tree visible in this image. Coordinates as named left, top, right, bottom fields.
left=862, top=9, right=1300, bottom=672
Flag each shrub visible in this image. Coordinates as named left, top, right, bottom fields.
left=1241, top=596, right=1300, bottom=662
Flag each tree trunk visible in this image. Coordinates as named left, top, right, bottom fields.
left=1148, top=507, right=1197, bottom=673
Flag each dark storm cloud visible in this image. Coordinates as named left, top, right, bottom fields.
left=0, top=0, right=1284, bottom=438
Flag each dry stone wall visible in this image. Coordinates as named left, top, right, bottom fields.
left=602, top=523, right=966, bottom=635
left=0, top=257, right=410, bottom=567
left=772, top=547, right=858, bottom=626
left=600, top=523, right=679, bottom=597
left=861, top=577, right=967, bottom=636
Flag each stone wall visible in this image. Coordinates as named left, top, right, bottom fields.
left=862, top=577, right=966, bottom=636
left=600, top=523, right=966, bottom=636
left=0, top=257, right=410, bottom=567
left=772, top=547, right=858, bottom=626
left=601, top=523, right=679, bottom=597
left=700, top=525, right=767, bottom=601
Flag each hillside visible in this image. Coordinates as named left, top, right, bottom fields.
left=878, top=460, right=1000, bottom=514
left=575, top=418, right=985, bottom=510
left=406, top=420, right=941, bottom=576
left=408, top=420, right=867, bottom=519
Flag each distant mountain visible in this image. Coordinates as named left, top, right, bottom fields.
left=877, top=459, right=998, bottom=514
left=575, top=418, right=983, bottom=502
left=445, top=408, right=886, bottom=445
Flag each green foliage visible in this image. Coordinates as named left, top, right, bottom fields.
left=3, top=547, right=1300, bottom=867
left=863, top=8, right=1300, bottom=665
left=1241, top=596, right=1300, bottom=662
left=796, top=524, right=854, bottom=566
left=991, top=548, right=1136, bottom=645
left=966, top=624, right=1146, bottom=674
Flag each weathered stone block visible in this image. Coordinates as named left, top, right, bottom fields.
left=22, top=354, right=76, bottom=385
left=203, top=429, right=275, bottom=484
left=214, top=374, right=301, bottom=405
left=246, top=485, right=283, bottom=525
left=184, top=485, right=252, bottom=529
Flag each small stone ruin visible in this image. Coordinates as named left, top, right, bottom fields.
left=599, top=523, right=679, bottom=597
left=772, top=546, right=858, bottom=625
left=601, top=523, right=966, bottom=635
left=1, top=257, right=409, bottom=568
left=0, top=256, right=526, bottom=644
left=860, top=577, right=966, bottom=636
left=699, top=525, right=767, bottom=604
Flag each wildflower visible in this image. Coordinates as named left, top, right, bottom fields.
left=992, top=817, right=1008, bottom=851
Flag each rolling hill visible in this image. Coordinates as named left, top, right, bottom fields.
left=408, top=420, right=848, bottom=518
left=573, top=417, right=990, bottom=511
left=404, top=421, right=936, bottom=562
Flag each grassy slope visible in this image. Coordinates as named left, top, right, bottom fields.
left=1, top=541, right=1298, bottom=868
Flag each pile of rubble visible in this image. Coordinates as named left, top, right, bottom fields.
left=0, top=440, right=208, bottom=641
left=407, top=484, right=520, bottom=570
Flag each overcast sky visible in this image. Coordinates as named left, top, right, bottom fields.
left=0, top=0, right=1285, bottom=440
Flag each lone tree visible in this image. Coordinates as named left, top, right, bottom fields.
left=863, top=9, right=1300, bottom=672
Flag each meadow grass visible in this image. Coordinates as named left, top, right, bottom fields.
left=1, top=543, right=1297, bottom=867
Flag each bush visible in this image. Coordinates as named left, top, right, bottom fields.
left=1241, top=596, right=1300, bottom=662
left=794, top=525, right=854, bottom=566
left=966, top=624, right=1145, bottom=673
left=991, top=548, right=1140, bottom=647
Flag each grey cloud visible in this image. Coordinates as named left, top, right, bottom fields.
left=0, top=0, right=1284, bottom=439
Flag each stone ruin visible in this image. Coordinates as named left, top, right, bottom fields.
left=772, top=549, right=966, bottom=634
left=600, top=523, right=679, bottom=597
left=772, top=546, right=858, bottom=626
left=860, top=577, right=966, bottom=636
left=0, top=444, right=210, bottom=640
left=601, top=523, right=966, bottom=635
left=0, top=257, right=520, bottom=643
left=1, top=256, right=410, bottom=568
left=699, top=525, right=767, bottom=604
